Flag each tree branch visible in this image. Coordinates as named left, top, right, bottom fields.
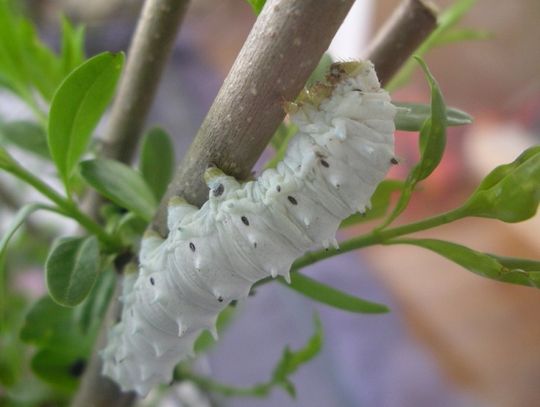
left=152, top=0, right=355, bottom=236
left=101, top=0, right=190, bottom=162
left=73, top=1, right=190, bottom=406
left=365, top=0, right=438, bottom=86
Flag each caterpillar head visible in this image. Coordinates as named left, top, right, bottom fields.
left=204, top=167, right=240, bottom=200
left=326, top=61, right=365, bottom=84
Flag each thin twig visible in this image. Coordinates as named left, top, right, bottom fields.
left=0, top=181, right=49, bottom=237
left=365, top=0, right=438, bottom=86
left=152, top=0, right=356, bottom=236
left=101, top=0, right=190, bottom=162
left=72, top=1, right=190, bottom=406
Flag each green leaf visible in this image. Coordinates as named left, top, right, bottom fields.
left=73, top=268, right=115, bottom=335
left=245, top=0, right=266, bottom=14
left=269, top=122, right=297, bottom=152
left=281, top=272, right=389, bottom=314
left=394, top=102, right=472, bottom=132
left=0, top=2, right=40, bottom=99
left=0, top=295, right=26, bottom=389
left=306, top=53, right=333, bottom=87
left=0, top=203, right=58, bottom=260
left=461, top=146, right=540, bottom=222
left=114, top=212, right=148, bottom=247
left=18, top=19, right=62, bottom=101
left=392, top=238, right=540, bottom=288
left=381, top=58, right=447, bottom=228
left=0, top=144, right=16, bottom=169
left=80, top=158, right=157, bottom=221
left=271, top=314, right=323, bottom=397
left=179, top=315, right=322, bottom=399
left=433, top=27, right=492, bottom=46
left=31, top=349, right=84, bottom=392
left=487, top=255, right=540, bottom=272
left=48, top=52, right=124, bottom=185
left=0, top=120, right=50, bottom=159
left=266, top=122, right=297, bottom=169
left=20, top=296, right=91, bottom=351
left=386, top=0, right=479, bottom=91
left=341, top=179, right=403, bottom=227
left=413, top=58, right=447, bottom=181
left=45, top=236, right=100, bottom=307
left=60, top=16, right=85, bottom=77
left=139, top=127, right=175, bottom=201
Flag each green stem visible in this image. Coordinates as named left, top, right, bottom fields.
left=179, top=370, right=271, bottom=398
left=5, top=163, right=118, bottom=249
left=292, top=208, right=466, bottom=271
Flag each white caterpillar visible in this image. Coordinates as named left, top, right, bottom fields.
left=101, top=61, right=397, bottom=395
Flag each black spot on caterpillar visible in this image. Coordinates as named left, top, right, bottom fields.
left=101, top=60, right=396, bottom=395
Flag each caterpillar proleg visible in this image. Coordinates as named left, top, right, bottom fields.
left=101, top=60, right=397, bottom=395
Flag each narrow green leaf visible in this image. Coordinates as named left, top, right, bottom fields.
left=272, top=314, right=323, bottom=388
left=60, top=16, right=85, bottom=76
left=282, top=272, right=389, bottom=314
left=414, top=58, right=447, bottom=181
left=45, top=236, right=100, bottom=307
left=487, top=255, right=540, bottom=273
left=341, top=180, right=403, bottom=227
left=0, top=2, right=34, bottom=98
left=245, top=0, right=266, bottom=14
left=394, top=102, right=472, bottom=132
left=80, top=158, right=157, bottom=221
left=433, top=27, right=492, bottom=46
left=380, top=58, right=447, bottom=228
left=139, top=127, right=175, bottom=201
left=461, top=146, right=540, bottom=222
left=48, top=52, right=124, bottom=185
left=0, top=120, right=49, bottom=159
left=18, top=19, right=62, bottom=101
left=391, top=238, right=540, bottom=288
